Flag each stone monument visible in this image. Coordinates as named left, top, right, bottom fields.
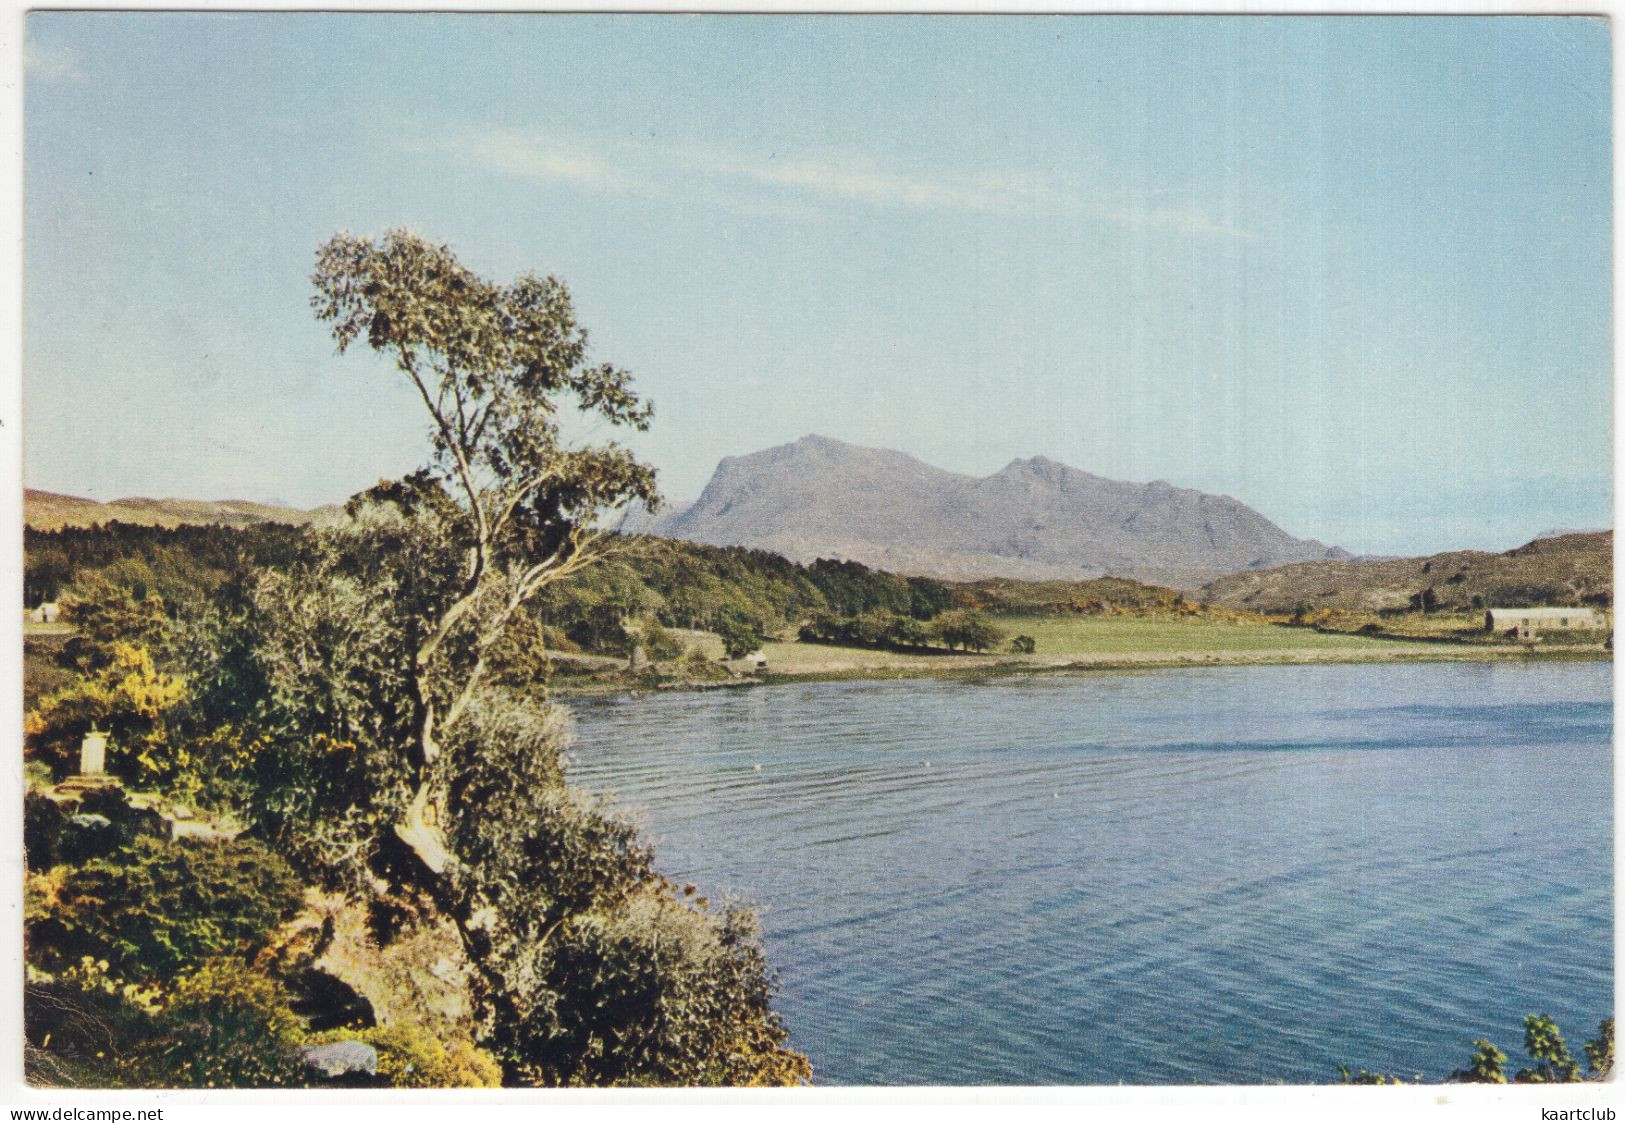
left=80, top=728, right=107, bottom=776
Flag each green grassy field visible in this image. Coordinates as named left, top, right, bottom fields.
left=1004, top=614, right=1428, bottom=655
left=756, top=639, right=949, bottom=671
left=738, top=613, right=1450, bottom=675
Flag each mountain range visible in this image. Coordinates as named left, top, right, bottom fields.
left=635, top=435, right=1350, bottom=588
left=24, top=489, right=321, bottom=531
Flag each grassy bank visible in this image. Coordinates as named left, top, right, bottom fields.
left=551, top=614, right=1609, bottom=694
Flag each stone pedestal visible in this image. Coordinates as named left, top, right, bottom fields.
left=54, top=774, right=117, bottom=798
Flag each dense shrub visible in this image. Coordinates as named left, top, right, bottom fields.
left=932, top=610, right=1005, bottom=653
left=715, top=610, right=764, bottom=659
left=58, top=577, right=173, bottom=674
left=639, top=621, right=688, bottom=663
left=27, top=835, right=304, bottom=982
left=25, top=522, right=305, bottom=617
left=441, top=690, right=806, bottom=1084
left=1342, top=1015, right=1613, bottom=1084
left=507, top=893, right=808, bottom=1087
left=24, top=643, right=186, bottom=782
left=799, top=609, right=937, bottom=651
left=124, top=960, right=306, bottom=1088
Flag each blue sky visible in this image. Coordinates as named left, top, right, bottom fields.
left=23, top=14, right=1612, bottom=556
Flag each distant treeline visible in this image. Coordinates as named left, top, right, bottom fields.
left=797, top=608, right=1009, bottom=654
left=24, top=523, right=1196, bottom=660
left=952, top=575, right=1204, bottom=616
left=24, top=523, right=959, bottom=647
left=534, top=543, right=958, bottom=650
left=24, top=522, right=307, bottom=611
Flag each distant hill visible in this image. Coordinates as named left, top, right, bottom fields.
left=1198, top=530, right=1613, bottom=615
left=24, top=489, right=321, bottom=531
left=1533, top=526, right=1607, bottom=542
left=640, top=435, right=1349, bottom=588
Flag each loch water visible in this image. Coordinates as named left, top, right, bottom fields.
left=565, top=660, right=1612, bottom=1084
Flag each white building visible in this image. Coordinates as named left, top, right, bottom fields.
left=1485, top=606, right=1608, bottom=637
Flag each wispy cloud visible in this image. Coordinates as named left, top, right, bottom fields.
left=25, top=42, right=81, bottom=82
left=1101, top=205, right=1253, bottom=241
left=446, top=126, right=1250, bottom=239
left=734, top=156, right=983, bottom=210
left=458, top=128, right=652, bottom=196
left=719, top=156, right=1075, bottom=217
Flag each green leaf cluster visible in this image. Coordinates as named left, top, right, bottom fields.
left=1344, top=1014, right=1613, bottom=1085
left=27, top=834, right=303, bottom=983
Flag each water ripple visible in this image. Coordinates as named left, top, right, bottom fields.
left=567, top=660, right=1612, bottom=1084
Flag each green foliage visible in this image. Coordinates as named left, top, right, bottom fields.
left=568, top=601, right=634, bottom=656
left=25, top=962, right=155, bottom=1088
left=853, top=608, right=898, bottom=647
left=215, top=528, right=422, bottom=882
left=804, top=558, right=912, bottom=618
left=1350, top=1013, right=1613, bottom=1085
left=1448, top=1039, right=1508, bottom=1084
left=310, top=228, right=664, bottom=899
left=890, top=615, right=930, bottom=648
left=124, top=960, right=306, bottom=1088
left=509, top=893, right=809, bottom=1087
left=26, top=825, right=311, bottom=1089
left=799, top=609, right=936, bottom=651
left=530, top=538, right=955, bottom=652
left=24, top=638, right=77, bottom=712
left=1585, top=1019, right=1613, bottom=1078
left=25, top=642, right=188, bottom=783
left=1517, top=1013, right=1581, bottom=1083
left=640, top=621, right=687, bottom=663
left=27, top=956, right=308, bottom=1090
left=25, top=233, right=812, bottom=1089
left=25, top=572, right=274, bottom=799
left=1009, top=634, right=1037, bottom=654
left=906, top=576, right=953, bottom=620
left=952, top=574, right=1189, bottom=617
left=933, top=609, right=1005, bottom=653
left=24, top=790, right=67, bottom=870
left=439, top=689, right=806, bottom=1085
left=716, top=610, right=764, bottom=660
left=24, top=541, right=76, bottom=610
left=27, top=835, right=304, bottom=983
left=1338, top=1066, right=1413, bottom=1084
left=25, top=522, right=304, bottom=618
left=310, top=229, right=658, bottom=546
left=228, top=510, right=811, bottom=1084
left=58, top=576, right=172, bottom=674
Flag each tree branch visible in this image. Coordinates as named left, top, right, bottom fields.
left=400, top=350, right=489, bottom=547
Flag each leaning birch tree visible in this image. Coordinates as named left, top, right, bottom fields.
left=301, top=232, right=805, bottom=1086
left=309, top=229, right=658, bottom=881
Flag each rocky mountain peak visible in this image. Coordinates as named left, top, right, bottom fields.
left=653, top=438, right=1347, bottom=588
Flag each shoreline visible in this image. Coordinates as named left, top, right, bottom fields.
left=550, top=641, right=1611, bottom=696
